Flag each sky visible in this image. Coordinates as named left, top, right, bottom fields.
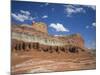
left=11, top=1, right=96, bottom=49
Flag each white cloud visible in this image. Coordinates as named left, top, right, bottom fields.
left=40, top=3, right=49, bottom=7
left=85, top=22, right=96, bottom=29
left=20, top=10, right=30, bottom=15
left=49, top=23, right=69, bottom=32
left=11, top=13, right=25, bottom=22
left=54, top=35, right=63, bottom=37
left=29, top=16, right=35, bottom=20
left=92, top=22, right=96, bottom=27
left=12, top=10, right=34, bottom=22
left=86, top=5, right=96, bottom=10
left=42, top=15, right=48, bottom=18
left=64, top=5, right=85, bottom=17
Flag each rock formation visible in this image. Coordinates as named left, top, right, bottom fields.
left=11, top=21, right=96, bottom=74
left=32, top=21, right=48, bottom=34
left=11, top=21, right=86, bottom=53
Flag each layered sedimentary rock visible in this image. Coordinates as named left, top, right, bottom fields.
left=11, top=22, right=86, bottom=53
left=11, top=22, right=96, bottom=74
left=32, top=22, right=48, bottom=34
left=57, top=34, right=84, bottom=48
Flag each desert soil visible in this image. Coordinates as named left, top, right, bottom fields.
left=11, top=49, right=96, bottom=74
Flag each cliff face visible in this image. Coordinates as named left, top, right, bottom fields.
left=12, top=22, right=84, bottom=48
left=32, top=22, right=48, bottom=34
left=58, top=34, right=84, bottom=48
left=11, top=22, right=96, bottom=74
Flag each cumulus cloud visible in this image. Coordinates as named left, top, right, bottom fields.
left=92, top=22, right=96, bottom=27
left=42, top=15, right=48, bottom=18
left=86, top=22, right=96, bottom=29
left=54, top=34, right=63, bottom=37
left=11, top=13, right=27, bottom=22
left=40, top=3, right=49, bottom=7
left=64, top=5, right=85, bottom=17
left=49, top=23, right=69, bottom=32
left=20, top=10, right=30, bottom=15
left=11, top=10, right=34, bottom=22
left=86, top=5, right=96, bottom=10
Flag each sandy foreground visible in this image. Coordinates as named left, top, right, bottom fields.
left=11, top=50, right=96, bottom=74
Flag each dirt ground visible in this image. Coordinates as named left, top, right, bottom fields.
left=11, top=49, right=96, bottom=74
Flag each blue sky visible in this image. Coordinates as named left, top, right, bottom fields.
left=11, top=1, right=96, bottom=49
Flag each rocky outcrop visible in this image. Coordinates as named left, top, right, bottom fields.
left=11, top=22, right=96, bottom=74
left=11, top=22, right=85, bottom=54
left=32, top=22, right=48, bottom=34
left=58, top=34, right=84, bottom=48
